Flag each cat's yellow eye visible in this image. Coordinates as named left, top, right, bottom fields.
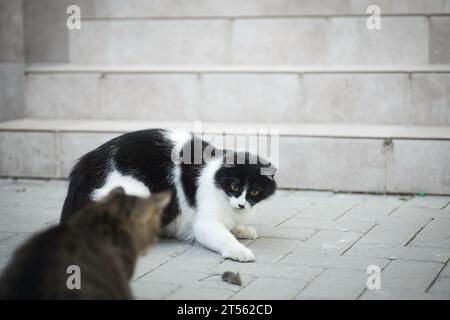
left=230, top=184, right=240, bottom=192
left=250, top=190, right=259, bottom=196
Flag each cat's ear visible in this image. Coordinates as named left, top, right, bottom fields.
left=261, top=165, right=277, bottom=180
left=150, top=191, right=172, bottom=212
left=109, top=187, right=125, bottom=196
left=101, top=187, right=125, bottom=204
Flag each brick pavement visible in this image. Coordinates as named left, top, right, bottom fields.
left=0, top=178, right=449, bottom=300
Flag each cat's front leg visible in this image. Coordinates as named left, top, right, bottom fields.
left=232, top=225, right=258, bottom=240
left=193, top=218, right=255, bottom=262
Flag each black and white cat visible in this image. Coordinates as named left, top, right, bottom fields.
left=61, top=129, right=277, bottom=262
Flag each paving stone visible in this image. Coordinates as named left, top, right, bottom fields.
left=166, top=287, right=233, bottom=300
left=279, top=247, right=390, bottom=270
left=0, top=232, right=15, bottom=243
left=404, top=196, right=450, bottom=209
left=151, top=239, right=193, bottom=257
left=297, top=269, right=367, bottom=300
left=212, top=261, right=322, bottom=282
left=364, top=195, right=412, bottom=207
left=200, top=273, right=256, bottom=293
left=137, top=268, right=253, bottom=295
left=0, top=206, right=60, bottom=233
left=409, top=218, right=450, bottom=249
left=287, top=190, right=333, bottom=201
left=294, top=203, right=352, bottom=220
left=247, top=238, right=302, bottom=263
left=359, top=288, right=449, bottom=300
left=131, top=281, right=179, bottom=300
left=133, top=252, right=178, bottom=281
left=0, top=178, right=449, bottom=300
left=236, top=239, right=255, bottom=247
left=302, top=230, right=362, bottom=255
left=361, top=214, right=435, bottom=228
left=440, top=262, right=450, bottom=277
left=358, top=219, right=430, bottom=246
left=0, top=233, right=30, bottom=265
left=428, top=277, right=450, bottom=295
left=0, top=179, right=68, bottom=208
left=137, top=269, right=210, bottom=287
left=314, top=193, right=368, bottom=208
left=281, top=216, right=375, bottom=234
left=133, top=239, right=193, bottom=280
left=0, top=193, right=63, bottom=211
left=392, top=206, right=450, bottom=219
left=3, top=192, right=65, bottom=208
left=410, top=235, right=450, bottom=250
left=345, top=242, right=450, bottom=263
left=160, top=246, right=223, bottom=272
left=231, top=277, right=306, bottom=300
left=336, top=200, right=402, bottom=223
left=413, top=217, right=450, bottom=237
left=251, top=191, right=312, bottom=227
left=380, top=260, right=443, bottom=291
left=256, top=226, right=317, bottom=241
left=174, top=243, right=221, bottom=260
left=0, top=178, right=14, bottom=185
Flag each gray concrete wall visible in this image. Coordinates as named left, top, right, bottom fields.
left=24, top=69, right=450, bottom=125
left=0, top=0, right=24, bottom=121
left=19, top=0, right=450, bottom=66
left=23, top=0, right=94, bottom=63
left=1, top=0, right=95, bottom=121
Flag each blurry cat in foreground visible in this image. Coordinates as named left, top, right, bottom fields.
left=0, top=188, right=170, bottom=300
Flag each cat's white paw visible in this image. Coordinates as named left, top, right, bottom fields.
left=232, top=225, right=258, bottom=240
left=222, top=245, right=255, bottom=262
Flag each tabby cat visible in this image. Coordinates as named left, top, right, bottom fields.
left=0, top=188, right=170, bottom=299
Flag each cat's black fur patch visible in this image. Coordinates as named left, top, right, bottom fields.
left=61, top=129, right=179, bottom=226
left=179, top=136, right=215, bottom=207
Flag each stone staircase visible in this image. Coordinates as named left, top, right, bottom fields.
left=0, top=0, right=449, bottom=194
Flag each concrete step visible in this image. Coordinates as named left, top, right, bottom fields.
left=1, top=118, right=449, bottom=195
left=79, top=0, right=450, bottom=17
left=26, top=2, right=450, bottom=65
left=64, top=15, right=450, bottom=66
left=25, top=65, right=450, bottom=126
